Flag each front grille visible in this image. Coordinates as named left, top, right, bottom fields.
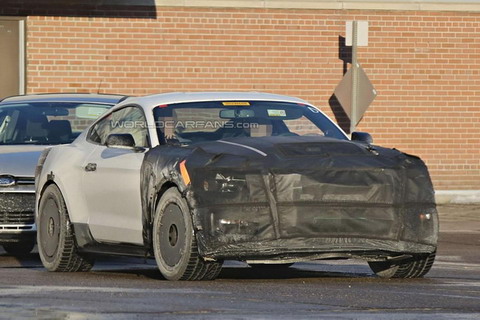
left=0, top=211, right=35, bottom=225
left=0, top=193, right=35, bottom=225
left=15, top=177, right=35, bottom=185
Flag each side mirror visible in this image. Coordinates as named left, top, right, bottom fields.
left=106, top=133, right=136, bottom=149
left=351, top=131, right=373, bottom=144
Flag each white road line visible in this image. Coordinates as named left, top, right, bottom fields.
left=371, top=289, right=480, bottom=301
left=435, top=280, right=480, bottom=288
left=433, top=260, right=480, bottom=270
left=0, top=285, right=229, bottom=296
left=436, top=255, right=463, bottom=262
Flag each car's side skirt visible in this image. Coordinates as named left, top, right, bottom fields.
left=72, top=223, right=148, bottom=257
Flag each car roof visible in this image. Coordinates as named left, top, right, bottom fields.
left=0, top=93, right=128, bottom=105
left=118, top=92, right=311, bottom=110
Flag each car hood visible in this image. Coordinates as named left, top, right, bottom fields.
left=0, top=145, right=46, bottom=177
left=191, top=135, right=403, bottom=169
left=186, top=136, right=434, bottom=205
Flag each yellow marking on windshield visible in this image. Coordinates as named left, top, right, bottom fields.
left=222, top=102, right=250, bottom=106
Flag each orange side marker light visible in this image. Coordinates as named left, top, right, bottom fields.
left=179, top=160, right=191, bottom=186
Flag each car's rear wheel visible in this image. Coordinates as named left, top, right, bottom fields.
left=37, top=184, right=94, bottom=272
left=153, top=187, right=222, bottom=281
left=2, top=240, right=35, bottom=256
left=368, top=252, right=436, bottom=278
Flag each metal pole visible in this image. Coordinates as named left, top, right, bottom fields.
left=350, top=21, right=359, bottom=135
left=19, top=20, right=25, bottom=95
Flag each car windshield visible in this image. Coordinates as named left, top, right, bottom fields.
left=0, top=102, right=111, bottom=145
left=153, top=101, right=347, bottom=146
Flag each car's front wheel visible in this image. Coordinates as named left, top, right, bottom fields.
left=2, top=240, right=35, bottom=256
left=37, top=184, right=94, bottom=272
left=153, top=187, right=222, bottom=281
left=368, top=252, right=436, bottom=278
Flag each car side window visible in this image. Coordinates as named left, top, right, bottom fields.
left=109, top=107, right=150, bottom=148
left=88, top=106, right=150, bottom=148
left=87, top=113, right=112, bottom=145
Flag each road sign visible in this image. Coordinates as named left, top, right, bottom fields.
left=346, top=21, right=369, bottom=46
left=334, top=63, right=377, bottom=127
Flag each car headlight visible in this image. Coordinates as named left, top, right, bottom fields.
left=204, top=173, right=246, bottom=193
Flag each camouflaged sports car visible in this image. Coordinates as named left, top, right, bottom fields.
left=35, top=92, right=438, bottom=280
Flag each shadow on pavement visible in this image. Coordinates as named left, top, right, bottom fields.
left=0, top=247, right=43, bottom=268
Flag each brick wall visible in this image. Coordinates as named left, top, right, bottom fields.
left=22, top=7, right=480, bottom=190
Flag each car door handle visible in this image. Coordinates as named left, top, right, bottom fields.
left=85, top=163, right=97, bottom=172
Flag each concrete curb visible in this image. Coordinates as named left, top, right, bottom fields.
left=435, top=190, right=480, bottom=204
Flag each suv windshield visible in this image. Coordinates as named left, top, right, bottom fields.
left=154, top=101, right=347, bottom=145
left=0, top=102, right=111, bottom=145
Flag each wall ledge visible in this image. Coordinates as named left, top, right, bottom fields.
left=149, top=0, right=480, bottom=12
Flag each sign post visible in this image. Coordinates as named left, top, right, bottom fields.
left=350, top=21, right=359, bottom=134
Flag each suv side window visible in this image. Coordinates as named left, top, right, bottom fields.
left=87, top=106, right=150, bottom=148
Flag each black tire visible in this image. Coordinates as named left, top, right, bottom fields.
left=249, top=263, right=294, bottom=269
left=368, top=252, right=436, bottom=279
left=153, top=187, right=222, bottom=281
left=37, top=184, right=94, bottom=272
left=2, top=241, right=35, bottom=256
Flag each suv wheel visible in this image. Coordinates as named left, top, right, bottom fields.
left=368, top=252, right=436, bottom=278
left=37, top=184, right=94, bottom=272
left=153, top=187, right=222, bottom=280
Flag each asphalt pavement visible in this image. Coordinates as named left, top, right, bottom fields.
left=0, top=204, right=479, bottom=319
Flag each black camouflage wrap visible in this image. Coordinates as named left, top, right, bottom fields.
left=141, top=136, right=438, bottom=262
